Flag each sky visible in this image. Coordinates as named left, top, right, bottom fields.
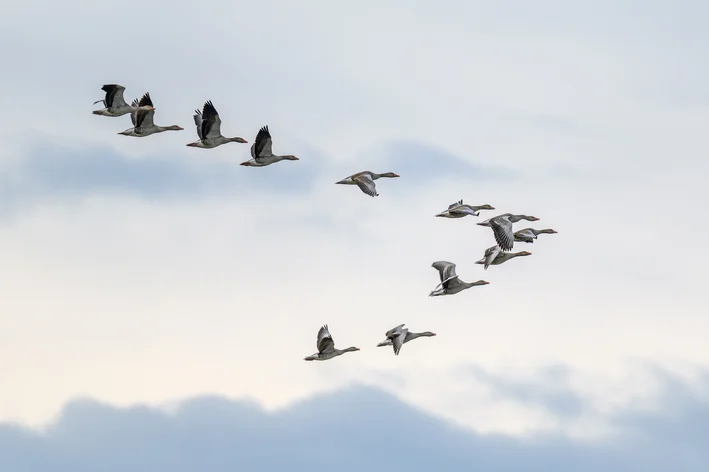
left=1, top=0, right=708, bottom=469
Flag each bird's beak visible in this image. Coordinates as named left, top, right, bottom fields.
left=393, top=173, right=400, bottom=177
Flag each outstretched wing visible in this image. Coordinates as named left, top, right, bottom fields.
left=490, top=216, right=514, bottom=251
left=201, top=101, right=222, bottom=139
left=192, top=110, right=203, bottom=139
left=251, top=125, right=273, bottom=160
left=129, top=98, right=139, bottom=126
left=135, top=93, right=155, bottom=129
left=102, top=84, right=127, bottom=108
left=391, top=329, right=408, bottom=356
left=317, top=325, right=335, bottom=354
left=353, top=174, right=378, bottom=197
left=448, top=199, right=463, bottom=209
left=432, top=261, right=457, bottom=284
left=385, top=324, right=406, bottom=338
left=483, top=245, right=501, bottom=270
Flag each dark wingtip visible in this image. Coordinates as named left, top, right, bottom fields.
left=203, top=100, right=217, bottom=115
left=138, top=92, right=153, bottom=108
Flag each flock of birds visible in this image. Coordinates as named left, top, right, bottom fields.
left=92, top=83, right=559, bottom=362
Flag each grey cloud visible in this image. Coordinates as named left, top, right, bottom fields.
left=1, top=370, right=708, bottom=471
left=0, top=137, right=513, bottom=218
left=465, top=364, right=588, bottom=419
left=371, top=140, right=518, bottom=183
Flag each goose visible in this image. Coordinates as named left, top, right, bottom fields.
left=514, top=228, right=558, bottom=243
left=429, top=261, right=489, bottom=296
left=435, top=200, right=495, bottom=218
left=240, top=126, right=299, bottom=167
left=335, top=171, right=400, bottom=197
left=477, top=213, right=540, bottom=251
left=476, top=245, right=532, bottom=269
left=118, top=93, right=184, bottom=137
left=303, top=325, right=360, bottom=361
left=376, top=324, right=436, bottom=355
left=186, top=101, right=248, bottom=148
left=93, top=84, right=153, bottom=117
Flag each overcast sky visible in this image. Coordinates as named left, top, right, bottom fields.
left=1, top=0, right=708, bottom=469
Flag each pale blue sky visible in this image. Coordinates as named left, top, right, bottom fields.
left=0, top=0, right=708, bottom=469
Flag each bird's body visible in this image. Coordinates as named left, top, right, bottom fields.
left=118, top=93, right=184, bottom=137
left=476, top=246, right=532, bottom=269
left=240, top=126, right=299, bottom=167
left=478, top=213, right=540, bottom=252
left=186, top=101, right=248, bottom=148
left=514, top=228, right=558, bottom=243
left=429, top=261, right=489, bottom=296
left=435, top=200, right=495, bottom=218
left=303, top=325, right=359, bottom=361
left=93, top=84, right=153, bottom=117
left=376, top=324, right=436, bottom=355
left=335, top=171, right=400, bottom=197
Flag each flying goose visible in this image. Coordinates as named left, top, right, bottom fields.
left=429, top=261, right=489, bottom=296
left=92, top=84, right=153, bottom=117
left=118, top=93, right=184, bottom=137
left=240, top=126, right=299, bottom=166
left=186, top=101, right=248, bottom=148
left=476, top=245, right=532, bottom=269
left=376, top=324, right=436, bottom=355
left=514, top=228, right=558, bottom=243
left=435, top=200, right=495, bottom=218
left=303, top=325, right=360, bottom=361
left=335, top=171, right=400, bottom=197
left=478, top=213, right=540, bottom=251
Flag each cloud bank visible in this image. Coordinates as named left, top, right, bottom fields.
left=1, top=368, right=708, bottom=471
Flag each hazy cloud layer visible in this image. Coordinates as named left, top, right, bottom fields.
left=1, top=369, right=708, bottom=471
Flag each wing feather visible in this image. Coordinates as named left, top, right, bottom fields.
left=201, top=101, right=222, bottom=139
left=251, top=125, right=273, bottom=160
left=317, top=325, right=335, bottom=354
left=490, top=216, right=515, bottom=251
left=353, top=174, right=378, bottom=197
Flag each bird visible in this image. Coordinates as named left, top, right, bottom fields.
left=118, top=93, right=184, bottom=137
left=435, top=200, right=495, bottom=218
left=240, top=126, right=299, bottom=167
left=478, top=213, right=540, bottom=252
left=514, top=228, right=558, bottom=243
left=92, top=84, right=153, bottom=117
left=376, top=324, right=436, bottom=355
left=186, top=100, right=248, bottom=148
left=476, top=246, right=532, bottom=269
left=429, top=261, right=489, bottom=296
left=303, top=325, right=360, bottom=361
left=335, top=171, right=400, bottom=197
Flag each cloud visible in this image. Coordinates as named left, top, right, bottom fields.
left=1, top=370, right=708, bottom=471
left=465, top=364, right=588, bottom=419
left=0, top=135, right=516, bottom=220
